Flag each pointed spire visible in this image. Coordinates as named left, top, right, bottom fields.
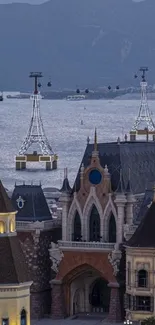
left=94, top=128, right=97, bottom=151
left=153, top=184, right=155, bottom=203
left=60, top=168, right=72, bottom=193
left=116, top=169, right=125, bottom=193
left=126, top=168, right=132, bottom=193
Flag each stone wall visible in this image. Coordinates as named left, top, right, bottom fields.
left=18, top=227, right=61, bottom=319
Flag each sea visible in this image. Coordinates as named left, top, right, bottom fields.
left=0, top=97, right=154, bottom=191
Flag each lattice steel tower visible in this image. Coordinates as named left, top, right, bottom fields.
left=130, top=67, right=155, bottom=141
left=15, top=72, right=58, bottom=170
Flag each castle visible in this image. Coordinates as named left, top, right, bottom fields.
left=1, top=72, right=155, bottom=323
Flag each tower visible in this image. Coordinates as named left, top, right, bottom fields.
left=0, top=180, right=32, bottom=324
left=130, top=67, right=155, bottom=141
left=15, top=72, right=58, bottom=171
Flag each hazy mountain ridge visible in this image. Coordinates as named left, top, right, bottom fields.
left=0, top=0, right=154, bottom=90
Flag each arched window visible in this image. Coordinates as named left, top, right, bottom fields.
left=9, top=219, right=14, bottom=232
left=138, top=269, right=148, bottom=288
left=89, top=205, right=100, bottom=242
left=0, top=221, right=5, bottom=234
left=90, top=278, right=110, bottom=313
left=72, top=211, right=81, bottom=241
left=21, top=309, right=26, bottom=325
left=108, top=213, right=116, bottom=243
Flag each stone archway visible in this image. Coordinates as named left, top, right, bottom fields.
left=90, top=278, right=110, bottom=313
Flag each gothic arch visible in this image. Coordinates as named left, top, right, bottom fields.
left=20, top=309, right=27, bottom=325
left=0, top=221, right=5, bottom=233
left=89, top=205, right=101, bottom=242
left=83, top=189, right=103, bottom=241
left=9, top=219, right=15, bottom=232
left=72, top=211, right=82, bottom=241
left=68, top=197, right=83, bottom=240
left=103, top=195, right=117, bottom=242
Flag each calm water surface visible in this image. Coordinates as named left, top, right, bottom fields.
left=0, top=98, right=154, bottom=190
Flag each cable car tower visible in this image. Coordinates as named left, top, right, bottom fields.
left=130, top=67, right=155, bottom=141
left=15, top=72, right=58, bottom=171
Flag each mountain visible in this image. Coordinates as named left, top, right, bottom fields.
left=0, top=0, right=154, bottom=91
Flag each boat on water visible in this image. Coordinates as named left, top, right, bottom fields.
left=0, top=92, right=3, bottom=101
left=66, top=94, right=86, bottom=101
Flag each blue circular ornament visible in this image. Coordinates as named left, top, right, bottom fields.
left=89, top=169, right=102, bottom=185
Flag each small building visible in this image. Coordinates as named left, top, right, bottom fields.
left=125, top=189, right=155, bottom=322
left=0, top=180, right=32, bottom=324
left=11, top=184, right=61, bottom=319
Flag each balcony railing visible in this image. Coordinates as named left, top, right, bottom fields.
left=58, top=240, right=115, bottom=251
left=16, top=218, right=61, bottom=231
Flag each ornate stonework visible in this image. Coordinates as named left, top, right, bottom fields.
left=49, top=242, right=64, bottom=273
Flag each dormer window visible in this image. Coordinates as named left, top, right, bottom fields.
left=0, top=221, right=5, bottom=234
left=138, top=269, right=148, bottom=288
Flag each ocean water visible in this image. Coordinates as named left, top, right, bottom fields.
left=0, top=98, right=154, bottom=190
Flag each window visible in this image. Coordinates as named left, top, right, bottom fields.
left=138, top=269, right=148, bottom=288
left=21, top=309, right=26, bottom=325
left=0, top=221, right=5, bottom=234
left=108, top=214, right=116, bottom=243
left=127, top=262, right=131, bottom=286
left=136, top=296, right=151, bottom=311
left=72, top=211, right=81, bottom=241
left=89, top=205, right=100, bottom=242
left=2, top=319, right=9, bottom=325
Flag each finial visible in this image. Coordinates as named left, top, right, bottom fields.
left=116, top=169, right=125, bottom=193
left=39, top=180, right=42, bottom=186
left=94, top=128, right=97, bottom=151
left=23, top=181, right=25, bottom=185
left=31, top=181, right=33, bottom=186
left=64, top=168, right=67, bottom=179
left=104, top=164, right=109, bottom=174
left=87, top=136, right=90, bottom=144
left=80, top=163, right=84, bottom=173
left=153, top=184, right=155, bottom=202
left=126, top=168, right=132, bottom=193
left=117, top=137, right=120, bottom=144
left=124, top=134, right=127, bottom=142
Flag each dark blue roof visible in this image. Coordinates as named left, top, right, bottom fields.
left=127, top=201, right=155, bottom=248
left=73, top=141, right=155, bottom=194
left=11, top=184, right=52, bottom=222
left=136, top=189, right=153, bottom=224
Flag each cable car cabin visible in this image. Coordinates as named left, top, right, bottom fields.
left=108, top=86, right=111, bottom=90
left=76, top=89, right=80, bottom=94
left=38, top=83, right=41, bottom=88
left=85, top=88, right=89, bottom=94
left=47, top=81, right=52, bottom=87
left=116, top=85, right=120, bottom=90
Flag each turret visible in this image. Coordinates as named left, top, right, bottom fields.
left=0, top=180, right=32, bottom=324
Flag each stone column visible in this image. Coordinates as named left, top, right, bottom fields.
left=115, top=194, right=127, bottom=244
left=51, top=280, right=65, bottom=318
left=107, top=282, right=122, bottom=322
left=126, top=193, right=136, bottom=225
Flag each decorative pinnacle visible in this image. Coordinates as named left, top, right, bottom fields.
left=126, top=168, right=132, bottom=193
left=94, top=128, right=97, bottom=151
left=116, top=169, right=125, bottom=193
left=64, top=167, right=68, bottom=179
left=153, top=184, right=155, bottom=203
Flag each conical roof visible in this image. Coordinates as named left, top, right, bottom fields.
left=115, top=169, right=125, bottom=193
left=0, top=180, right=15, bottom=213
left=0, top=236, right=30, bottom=284
left=126, top=201, right=155, bottom=248
left=60, top=178, right=72, bottom=193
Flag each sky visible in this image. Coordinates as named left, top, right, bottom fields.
left=0, top=0, right=146, bottom=3
left=0, top=0, right=47, bottom=3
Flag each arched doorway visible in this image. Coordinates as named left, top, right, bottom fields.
left=89, top=205, right=100, bottom=242
left=73, top=288, right=84, bottom=314
left=108, top=213, right=116, bottom=243
left=20, top=309, right=26, bottom=325
left=90, top=278, right=110, bottom=313
left=73, top=211, right=82, bottom=241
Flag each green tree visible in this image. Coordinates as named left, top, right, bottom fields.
left=142, top=317, right=155, bottom=325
